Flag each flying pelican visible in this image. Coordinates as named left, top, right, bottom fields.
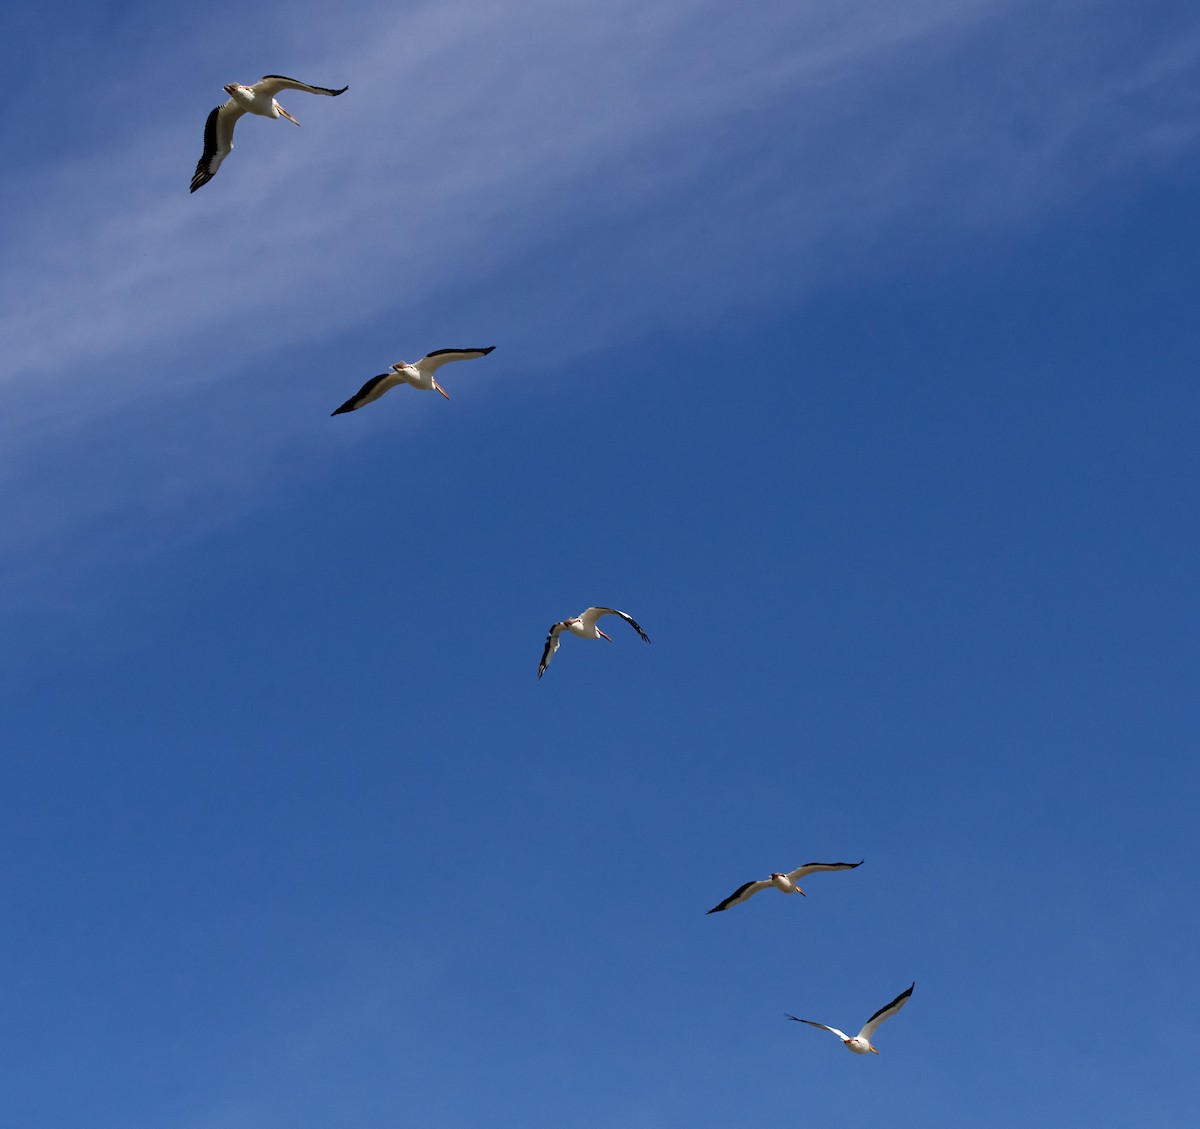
left=706, top=860, right=863, bottom=914
left=786, top=983, right=914, bottom=1055
left=538, top=608, right=650, bottom=679
left=191, top=75, right=349, bottom=192
left=331, top=348, right=496, bottom=415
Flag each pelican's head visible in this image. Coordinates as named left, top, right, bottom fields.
left=223, top=83, right=242, bottom=96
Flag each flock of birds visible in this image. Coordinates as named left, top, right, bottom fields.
left=189, top=72, right=916, bottom=1060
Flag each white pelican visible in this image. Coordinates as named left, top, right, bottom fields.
left=331, top=348, right=496, bottom=415
left=191, top=75, right=349, bottom=192
left=537, top=607, right=650, bottom=679
left=706, top=860, right=862, bottom=914
left=786, top=983, right=914, bottom=1055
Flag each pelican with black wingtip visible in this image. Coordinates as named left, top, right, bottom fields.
left=706, top=860, right=863, bottom=914
left=538, top=608, right=650, bottom=679
left=786, top=983, right=914, bottom=1055
left=331, top=348, right=496, bottom=415
left=191, top=75, right=349, bottom=193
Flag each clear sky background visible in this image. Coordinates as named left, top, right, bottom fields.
left=2, top=1, right=1198, bottom=1126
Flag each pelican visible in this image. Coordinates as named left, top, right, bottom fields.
left=786, top=983, right=914, bottom=1055
left=331, top=348, right=496, bottom=415
left=706, top=860, right=862, bottom=914
left=538, top=608, right=650, bottom=679
left=191, top=75, right=349, bottom=192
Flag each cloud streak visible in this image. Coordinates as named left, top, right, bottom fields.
left=0, top=2, right=1080, bottom=391
left=1, top=0, right=1197, bottom=595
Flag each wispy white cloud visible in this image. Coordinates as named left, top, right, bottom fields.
left=0, top=1, right=1006, bottom=392
left=1, top=0, right=1197, bottom=596
left=4, top=0, right=1195, bottom=398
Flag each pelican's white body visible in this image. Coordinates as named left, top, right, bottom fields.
left=227, top=83, right=293, bottom=119
left=389, top=362, right=445, bottom=394
left=769, top=872, right=803, bottom=894
left=344, top=363, right=437, bottom=405
left=562, top=617, right=607, bottom=641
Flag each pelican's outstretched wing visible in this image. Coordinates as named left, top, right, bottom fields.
left=538, top=624, right=565, bottom=679
left=191, top=100, right=245, bottom=192
left=785, top=860, right=864, bottom=883
left=786, top=1017, right=850, bottom=1042
left=253, top=75, right=349, bottom=98
left=706, top=879, right=772, bottom=914
left=331, top=372, right=403, bottom=416
left=579, top=608, right=651, bottom=642
left=858, top=983, right=914, bottom=1041
left=411, top=347, right=496, bottom=376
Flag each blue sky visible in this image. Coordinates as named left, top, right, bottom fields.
left=2, top=1, right=1199, bottom=1126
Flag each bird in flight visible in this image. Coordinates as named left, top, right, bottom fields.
left=786, top=982, right=914, bottom=1055
left=331, top=348, right=496, bottom=415
left=538, top=607, right=650, bottom=679
left=191, top=74, right=349, bottom=192
left=706, top=860, right=863, bottom=914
